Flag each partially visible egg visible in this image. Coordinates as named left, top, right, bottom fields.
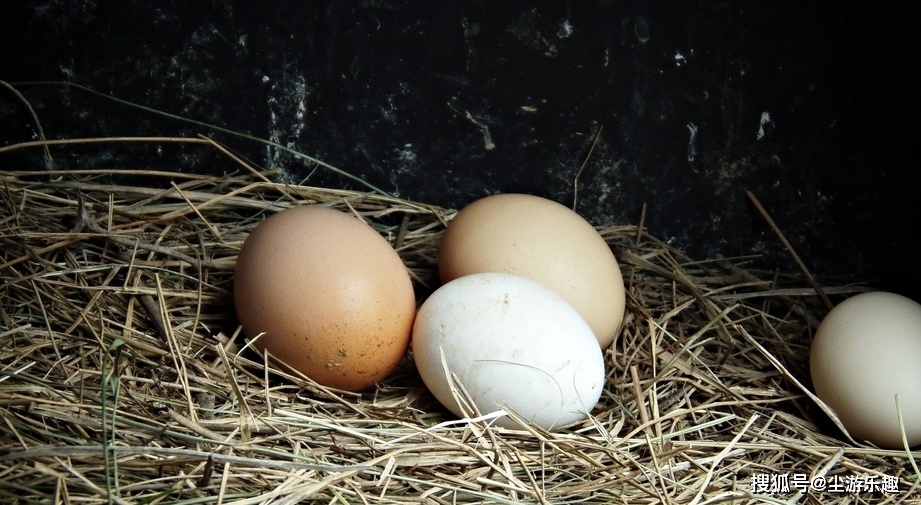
left=810, top=291, right=921, bottom=448
left=412, top=272, right=605, bottom=430
left=233, top=206, right=416, bottom=392
left=438, top=193, right=625, bottom=349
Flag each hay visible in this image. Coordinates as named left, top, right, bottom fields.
left=1, top=151, right=919, bottom=504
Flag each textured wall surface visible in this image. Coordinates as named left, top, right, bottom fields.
left=2, top=1, right=917, bottom=295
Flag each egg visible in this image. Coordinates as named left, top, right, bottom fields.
left=233, top=206, right=416, bottom=392
left=438, top=193, right=625, bottom=349
left=810, top=291, right=921, bottom=448
left=412, top=272, right=605, bottom=430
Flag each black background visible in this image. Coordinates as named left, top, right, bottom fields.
left=2, top=1, right=918, bottom=297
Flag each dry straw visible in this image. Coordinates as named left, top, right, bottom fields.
left=1, top=139, right=919, bottom=504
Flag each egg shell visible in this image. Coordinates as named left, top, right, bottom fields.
left=412, top=272, right=606, bottom=430
left=810, top=291, right=921, bottom=448
left=438, top=193, right=625, bottom=349
left=233, top=206, right=416, bottom=392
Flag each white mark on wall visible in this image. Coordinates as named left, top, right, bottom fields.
left=265, top=72, right=311, bottom=178
left=757, top=111, right=773, bottom=140
left=686, top=122, right=699, bottom=162
left=674, top=51, right=686, bottom=66
left=558, top=19, right=573, bottom=39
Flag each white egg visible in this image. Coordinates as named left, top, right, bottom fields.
left=412, top=272, right=605, bottom=430
left=810, top=291, right=921, bottom=448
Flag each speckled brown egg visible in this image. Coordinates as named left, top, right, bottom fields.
left=438, top=193, right=626, bottom=349
left=233, top=206, right=415, bottom=392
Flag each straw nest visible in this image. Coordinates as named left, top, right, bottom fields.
left=1, top=148, right=919, bottom=504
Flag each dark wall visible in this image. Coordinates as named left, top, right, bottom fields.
left=2, top=1, right=918, bottom=296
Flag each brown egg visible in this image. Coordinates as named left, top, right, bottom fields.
left=233, top=206, right=415, bottom=391
left=438, top=193, right=626, bottom=349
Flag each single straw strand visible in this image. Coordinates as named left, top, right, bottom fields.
left=746, top=190, right=834, bottom=310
